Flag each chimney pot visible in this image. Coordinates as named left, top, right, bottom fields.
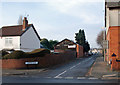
left=23, top=17, right=28, bottom=31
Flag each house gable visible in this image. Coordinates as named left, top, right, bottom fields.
left=20, top=26, right=40, bottom=52
left=54, top=38, right=76, bottom=50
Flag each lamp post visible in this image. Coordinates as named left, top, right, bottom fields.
left=102, top=27, right=106, bottom=61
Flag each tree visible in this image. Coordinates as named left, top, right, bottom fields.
left=96, top=30, right=104, bottom=48
left=83, top=41, right=90, bottom=52
left=18, top=15, right=23, bottom=25
left=75, top=29, right=86, bottom=45
left=49, top=40, right=59, bottom=50
left=40, top=38, right=50, bottom=49
left=40, top=38, right=59, bottom=50
left=75, top=29, right=90, bottom=52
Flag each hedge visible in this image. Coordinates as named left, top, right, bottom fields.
left=27, top=48, right=50, bottom=57
left=2, top=48, right=50, bottom=59
left=0, top=50, right=9, bottom=57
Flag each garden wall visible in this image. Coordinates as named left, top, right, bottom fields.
left=106, top=26, right=120, bottom=70
left=0, top=51, right=76, bottom=69
left=76, top=44, right=84, bottom=58
left=111, top=57, right=120, bottom=71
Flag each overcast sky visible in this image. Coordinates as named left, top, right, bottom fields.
left=0, top=0, right=105, bottom=48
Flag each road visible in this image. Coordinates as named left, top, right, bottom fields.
left=2, top=54, right=119, bottom=84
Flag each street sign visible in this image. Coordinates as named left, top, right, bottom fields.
left=103, top=40, right=109, bottom=49
left=25, top=62, right=38, bottom=65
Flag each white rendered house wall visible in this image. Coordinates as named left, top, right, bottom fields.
left=0, top=37, right=3, bottom=50
left=106, top=8, right=120, bottom=33
left=0, top=36, right=20, bottom=50
left=20, top=26, right=40, bottom=52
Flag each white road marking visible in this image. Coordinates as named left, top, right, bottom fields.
left=70, top=57, right=93, bottom=69
left=65, top=77, right=73, bottom=79
left=70, top=65, right=76, bottom=69
left=77, top=77, right=86, bottom=79
left=88, top=77, right=98, bottom=79
left=54, top=70, right=67, bottom=78
left=46, top=76, right=99, bottom=80
left=54, top=77, right=63, bottom=79
left=103, top=74, right=117, bottom=77
left=102, top=77, right=120, bottom=80
left=54, top=57, right=94, bottom=78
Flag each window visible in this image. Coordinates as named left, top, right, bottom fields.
left=5, top=38, right=13, bottom=46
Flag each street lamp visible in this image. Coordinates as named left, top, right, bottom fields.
left=102, top=27, right=106, bottom=61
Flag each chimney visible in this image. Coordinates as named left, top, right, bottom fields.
left=23, top=17, right=28, bottom=31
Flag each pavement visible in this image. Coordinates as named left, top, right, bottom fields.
left=86, top=56, right=120, bottom=80
left=2, top=68, right=47, bottom=76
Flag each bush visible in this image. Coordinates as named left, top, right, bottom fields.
left=27, top=48, right=50, bottom=57
left=3, top=50, right=26, bottom=59
left=0, top=50, right=9, bottom=57
left=2, top=48, right=50, bottom=59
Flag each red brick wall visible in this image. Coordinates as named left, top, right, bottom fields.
left=0, top=51, right=76, bottom=69
left=54, top=49, right=65, bottom=53
left=54, top=44, right=84, bottom=58
left=106, top=26, right=120, bottom=70
left=76, top=44, right=84, bottom=58
left=111, top=57, right=120, bottom=71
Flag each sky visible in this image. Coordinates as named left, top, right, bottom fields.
left=0, top=0, right=105, bottom=48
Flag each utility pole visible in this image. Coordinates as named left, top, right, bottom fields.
left=102, top=27, right=106, bottom=61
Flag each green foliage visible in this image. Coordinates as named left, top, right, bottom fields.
left=3, top=50, right=26, bottom=59
left=40, top=38, right=50, bottom=49
left=83, top=41, right=90, bottom=52
left=2, top=49, right=50, bottom=59
left=27, top=48, right=50, bottom=57
left=49, top=40, right=59, bottom=50
left=0, top=50, right=9, bottom=57
left=75, top=29, right=86, bottom=45
left=40, top=38, right=58, bottom=50
left=75, top=29, right=90, bottom=52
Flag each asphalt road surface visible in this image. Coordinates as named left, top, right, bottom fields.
left=2, top=54, right=119, bottom=84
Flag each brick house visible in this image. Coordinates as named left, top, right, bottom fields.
left=54, top=38, right=83, bottom=58
left=0, top=17, right=41, bottom=52
left=105, top=0, right=120, bottom=70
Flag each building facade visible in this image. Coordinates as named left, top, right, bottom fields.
left=0, top=17, right=41, bottom=52
left=105, top=0, right=120, bottom=70
left=54, top=38, right=83, bottom=58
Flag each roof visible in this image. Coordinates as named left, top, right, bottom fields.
left=106, top=1, right=120, bottom=8
left=0, top=24, right=41, bottom=40
left=54, top=38, right=77, bottom=47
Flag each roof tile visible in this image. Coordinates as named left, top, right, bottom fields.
left=0, top=24, right=32, bottom=36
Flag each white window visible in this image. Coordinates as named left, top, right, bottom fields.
left=5, top=38, right=13, bottom=46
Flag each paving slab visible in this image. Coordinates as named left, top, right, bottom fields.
left=2, top=68, right=46, bottom=76
left=87, top=56, right=120, bottom=80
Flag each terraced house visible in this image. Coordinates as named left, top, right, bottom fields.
left=105, top=0, right=120, bottom=70
left=0, top=17, right=41, bottom=52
